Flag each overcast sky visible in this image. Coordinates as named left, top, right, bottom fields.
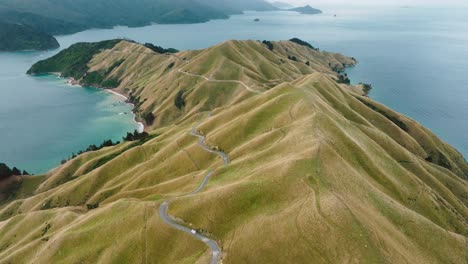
left=267, top=0, right=468, bottom=6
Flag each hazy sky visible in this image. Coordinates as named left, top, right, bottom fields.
left=267, top=0, right=467, bottom=6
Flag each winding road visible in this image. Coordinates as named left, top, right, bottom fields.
left=158, top=119, right=230, bottom=264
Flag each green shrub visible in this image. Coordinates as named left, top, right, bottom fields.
left=174, top=90, right=186, bottom=109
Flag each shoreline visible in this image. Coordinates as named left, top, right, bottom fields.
left=65, top=76, right=145, bottom=133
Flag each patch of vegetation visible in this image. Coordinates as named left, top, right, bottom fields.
left=262, top=40, right=274, bottom=51
left=337, top=73, right=351, bottom=84
left=41, top=223, right=52, bottom=237
left=61, top=139, right=120, bottom=164
left=0, top=163, right=29, bottom=180
left=288, top=55, right=298, bottom=61
left=356, top=97, right=409, bottom=132
left=425, top=151, right=452, bottom=170
left=83, top=133, right=158, bottom=174
left=289, top=38, right=319, bottom=51
left=359, top=83, right=373, bottom=96
left=167, top=62, right=176, bottom=70
left=144, top=43, right=179, bottom=54
left=106, top=59, right=125, bottom=74
left=123, top=130, right=149, bottom=142
left=100, top=78, right=121, bottom=88
left=86, top=203, right=99, bottom=210
left=27, top=39, right=122, bottom=79
left=143, top=111, right=156, bottom=126
left=174, top=90, right=186, bottom=109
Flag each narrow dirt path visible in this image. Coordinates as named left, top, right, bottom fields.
left=177, top=69, right=262, bottom=94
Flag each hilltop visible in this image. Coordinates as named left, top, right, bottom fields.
left=0, top=39, right=466, bottom=263
left=0, top=20, right=59, bottom=51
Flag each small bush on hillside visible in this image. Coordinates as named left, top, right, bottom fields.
left=262, top=40, right=274, bottom=51
left=143, top=112, right=156, bottom=125
left=359, top=83, right=373, bottom=96
left=174, top=90, right=186, bottom=109
left=337, top=74, right=351, bottom=84
left=289, top=38, right=319, bottom=51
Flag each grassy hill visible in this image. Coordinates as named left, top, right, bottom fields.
left=0, top=20, right=59, bottom=51
left=1, top=39, right=466, bottom=263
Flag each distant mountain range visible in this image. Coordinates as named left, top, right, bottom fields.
left=0, top=20, right=59, bottom=51
left=0, top=0, right=277, bottom=51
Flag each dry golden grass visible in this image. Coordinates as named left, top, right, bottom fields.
left=0, top=40, right=466, bottom=263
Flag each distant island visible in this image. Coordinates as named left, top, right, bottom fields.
left=0, top=0, right=277, bottom=51
left=288, top=5, right=322, bottom=15
left=0, top=20, right=59, bottom=51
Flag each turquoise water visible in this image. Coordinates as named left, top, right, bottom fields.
left=0, top=52, right=138, bottom=174
left=0, top=5, right=467, bottom=173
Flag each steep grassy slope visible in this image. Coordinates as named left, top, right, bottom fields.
left=0, top=20, right=59, bottom=51
left=3, top=39, right=467, bottom=263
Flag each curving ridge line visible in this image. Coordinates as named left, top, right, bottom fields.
left=177, top=68, right=262, bottom=94
left=159, top=119, right=230, bottom=264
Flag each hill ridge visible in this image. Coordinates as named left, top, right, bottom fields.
left=0, top=38, right=466, bottom=264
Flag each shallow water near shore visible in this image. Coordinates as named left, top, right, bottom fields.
left=0, top=4, right=467, bottom=173
left=0, top=54, right=138, bottom=173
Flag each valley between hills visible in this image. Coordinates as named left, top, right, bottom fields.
left=0, top=39, right=466, bottom=263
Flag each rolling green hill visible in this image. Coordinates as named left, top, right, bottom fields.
left=0, top=20, right=59, bottom=51
left=0, top=39, right=466, bottom=263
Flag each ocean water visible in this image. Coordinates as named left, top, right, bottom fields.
left=0, top=52, right=138, bottom=174
left=0, top=5, right=467, bottom=173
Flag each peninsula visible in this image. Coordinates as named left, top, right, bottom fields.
left=0, top=39, right=465, bottom=264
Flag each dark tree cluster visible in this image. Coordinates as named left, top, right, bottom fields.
left=359, top=83, right=373, bottom=96
left=62, top=139, right=119, bottom=164
left=143, top=111, right=156, bottom=125
left=124, top=130, right=149, bottom=141
left=144, top=43, right=179, bottom=54
left=262, top=40, right=274, bottom=51
left=127, top=92, right=145, bottom=112
left=0, top=163, right=29, bottom=180
left=337, top=73, right=351, bottom=84
left=288, top=55, right=298, bottom=61
left=174, top=90, right=186, bottom=109
left=289, top=38, right=319, bottom=51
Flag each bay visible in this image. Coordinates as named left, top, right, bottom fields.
left=1, top=4, right=466, bottom=174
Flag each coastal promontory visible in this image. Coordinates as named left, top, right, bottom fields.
left=1, top=38, right=465, bottom=264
